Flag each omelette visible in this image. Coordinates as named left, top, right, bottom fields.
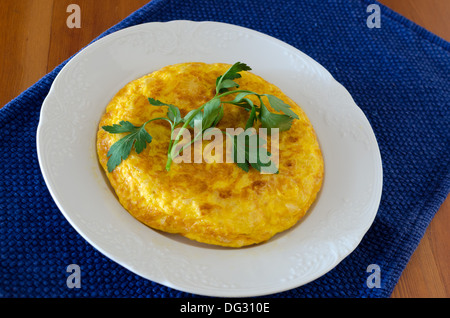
left=97, top=62, right=323, bottom=248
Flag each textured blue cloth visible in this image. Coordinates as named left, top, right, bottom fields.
left=1, top=0, right=449, bottom=298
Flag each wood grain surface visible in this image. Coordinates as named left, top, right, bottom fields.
left=0, top=0, right=448, bottom=298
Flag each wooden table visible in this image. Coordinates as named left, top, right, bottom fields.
left=0, top=0, right=448, bottom=298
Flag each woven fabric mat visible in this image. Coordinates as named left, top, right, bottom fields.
left=1, top=0, right=449, bottom=298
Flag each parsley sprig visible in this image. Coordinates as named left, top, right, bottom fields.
left=102, top=62, right=299, bottom=173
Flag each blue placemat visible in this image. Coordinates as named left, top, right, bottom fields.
left=1, top=0, right=449, bottom=298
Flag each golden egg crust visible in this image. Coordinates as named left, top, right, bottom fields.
left=97, top=62, right=324, bottom=247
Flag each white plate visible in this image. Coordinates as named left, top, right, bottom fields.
left=37, top=20, right=382, bottom=297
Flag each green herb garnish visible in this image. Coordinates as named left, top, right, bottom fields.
left=102, top=62, right=299, bottom=173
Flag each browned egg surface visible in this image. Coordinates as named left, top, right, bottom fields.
left=97, top=62, right=324, bottom=247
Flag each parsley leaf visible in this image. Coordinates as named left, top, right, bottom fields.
left=148, top=98, right=182, bottom=126
left=202, top=98, right=222, bottom=129
left=264, top=94, right=299, bottom=119
left=102, top=120, right=138, bottom=134
left=216, top=62, right=251, bottom=94
left=102, top=121, right=153, bottom=173
left=184, top=109, right=203, bottom=128
left=259, top=100, right=294, bottom=132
